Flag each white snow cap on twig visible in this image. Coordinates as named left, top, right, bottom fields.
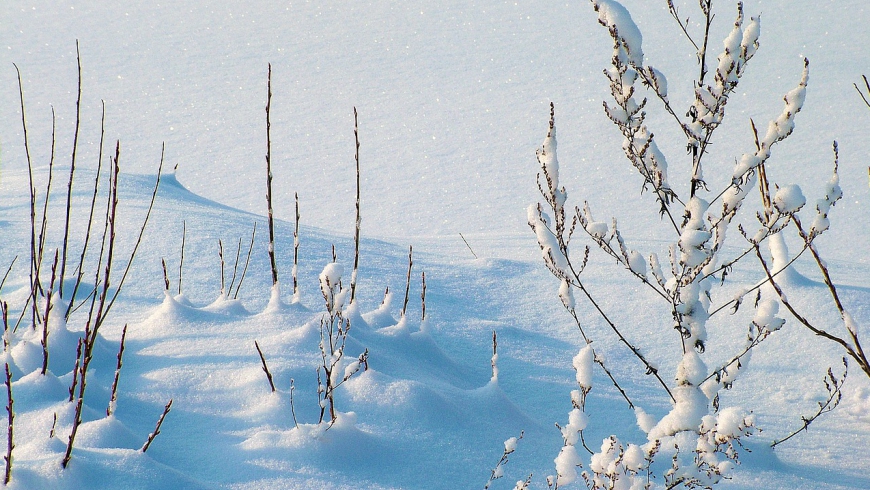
left=592, top=0, right=644, bottom=65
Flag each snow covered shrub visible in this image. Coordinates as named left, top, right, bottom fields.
left=316, top=261, right=369, bottom=425
left=527, top=0, right=851, bottom=486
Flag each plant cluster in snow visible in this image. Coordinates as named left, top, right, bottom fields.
left=527, top=0, right=854, bottom=488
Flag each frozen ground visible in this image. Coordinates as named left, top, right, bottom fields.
left=1, top=0, right=869, bottom=489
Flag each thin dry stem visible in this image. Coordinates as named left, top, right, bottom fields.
left=254, top=340, right=276, bottom=393
left=141, top=399, right=173, bottom=453
left=402, top=246, right=413, bottom=318
left=218, top=239, right=226, bottom=297
left=60, top=40, right=83, bottom=299
left=3, top=364, right=12, bottom=486
left=351, top=107, right=361, bottom=303
left=178, top=220, right=186, bottom=295
left=66, top=100, right=107, bottom=321
left=265, top=63, right=279, bottom=286
left=107, top=324, right=128, bottom=417
left=234, top=222, right=257, bottom=299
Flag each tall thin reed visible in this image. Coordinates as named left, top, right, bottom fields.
left=60, top=40, right=83, bottom=299
left=265, top=64, right=279, bottom=286
left=350, top=107, right=361, bottom=303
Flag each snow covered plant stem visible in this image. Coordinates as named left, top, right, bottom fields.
left=484, top=431, right=526, bottom=490
left=529, top=104, right=670, bottom=407
left=528, top=0, right=831, bottom=486
left=317, top=262, right=368, bottom=426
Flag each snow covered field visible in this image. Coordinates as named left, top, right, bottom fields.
left=1, top=0, right=869, bottom=488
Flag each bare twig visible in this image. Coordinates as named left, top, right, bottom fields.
left=459, top=233, right=478, bottom=259
left=107, top=324, right=128, bottom=417
left=292, top=194, right=300, bottom=299
left=141, top=399, right=173, bottom=453
left=666, top=0, right=700, bottom=51
left=421, top=271, right=427, bottom=321
left=772, top=358, right=847, bottom=448
left=265, top=64, right=279, bottom=286
left=854, top=74, right=870, bottom=109
left=402, top=246, right=413, bottom=318
left=289, top=378, right=299, bottom=429
left=753, top=244, right=868, bottom=377
left=68, top=338, right=83, bottom=402
left=1, top=303, right=8, bottom=353
left=227, top=237, right=243, bottom=295
left=178, top=221, right=186, bottom=295
left=351, top=107, right=361, bottom=303
left=0, top=258, right=16, bottom=295
left=3, top=364, right=12, bottom=486
left=36, top=108, right=57, bottom=297
left=103, top=144, right=165, bottom=317
left=161, top=258, right=170, bottom=292
left=234, top=222, right=257, bottom=299
left=41, top=251, right=59, bottom=375
left=254, top=341, right=276, bottom=393
left=66, top=100, right=107, bottom=320
left=490, top=330, right=498, bottom=381
left=484, top=431, right=523, bottom=490
left=60, top=40, right=83, bottom=299
left=13, top=63, right=40, bottom=332
left=218, top=239, right=226, bottom=297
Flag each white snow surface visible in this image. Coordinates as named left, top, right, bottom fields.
left=1, top=1, right=870, bottom=489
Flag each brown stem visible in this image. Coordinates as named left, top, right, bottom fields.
left=421, top=271, right=427, bottom=321
left=254, top=341, right=276, bottom=392
left=103, top=145, right=164, bottom=318
left=106, top=325, right=128, bottom=417
left=234, top=222, right=257, bottom=300
left=141, top=399, right=173, bottom=452
left=60, top=40, right=83, bottom=299
left=402, top=246, right=413, bottom=318
left=293, top=195, right=300, bottom=298
left=265, top=64, right=278, bottom=286
left=178, top=221, right=186, bottom=295
left=66, top=100, right=107, bottom=321
left=351, top=107, right=361, bottom=303
left=41, top=251, right=59, bottom=375
left=218, top=239, right=225, bottom=297
left=3, top=363, right=12, bottom=486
